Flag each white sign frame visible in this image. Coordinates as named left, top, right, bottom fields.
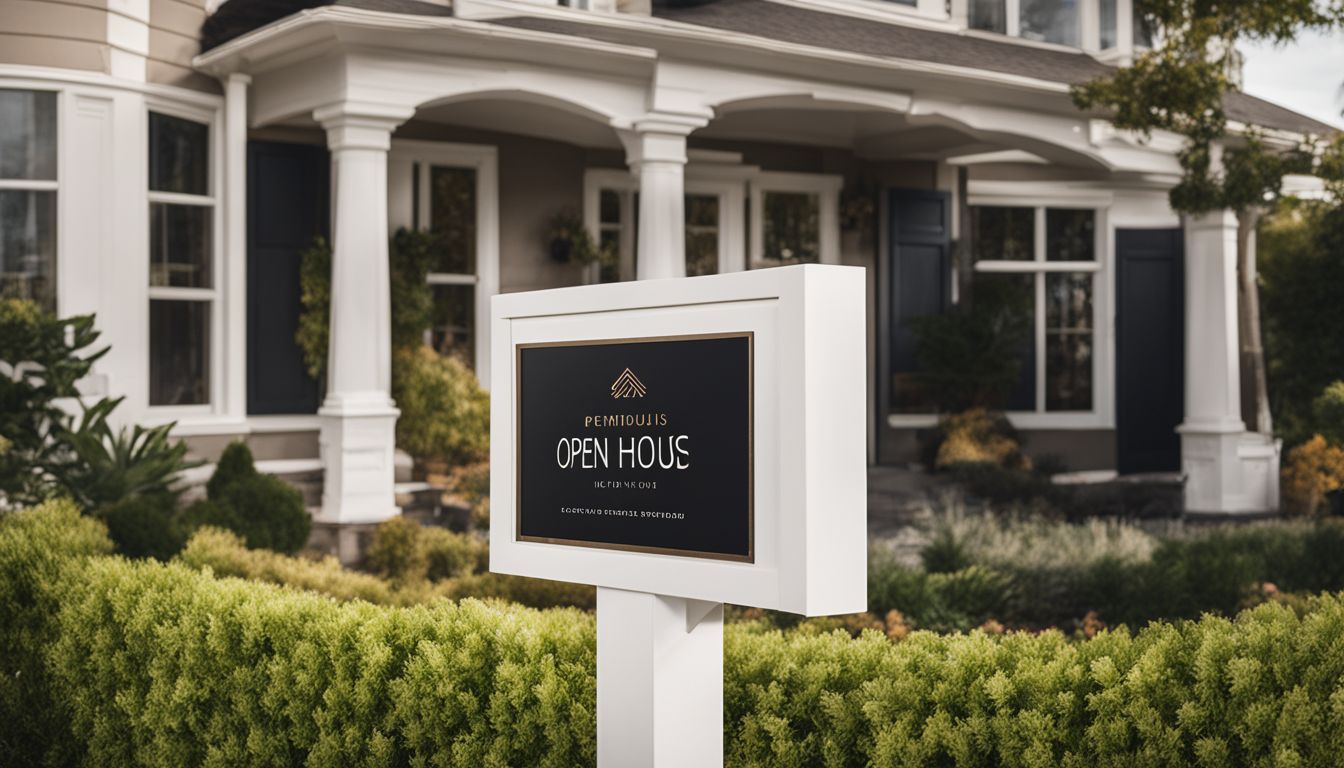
left=489, top=264, right=867, bottom=616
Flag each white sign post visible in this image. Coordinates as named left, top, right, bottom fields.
left=490, top=265, right=867, bottom=767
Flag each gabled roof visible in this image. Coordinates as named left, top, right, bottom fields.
left=201, top=0, right=1337, bottom=137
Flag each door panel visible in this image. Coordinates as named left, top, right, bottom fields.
left=246, top=141, right=328, bottom=415
left=1116, top=228, right=1184, bottom=474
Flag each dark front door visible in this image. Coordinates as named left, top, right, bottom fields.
left=1116, top=228, right=1184, bottom=474
left=887, top=189, right=950, bottom=413
left=246, top=141, right=328, bottom=415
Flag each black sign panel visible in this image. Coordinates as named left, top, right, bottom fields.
left=516, top=333, right=753, bottom=562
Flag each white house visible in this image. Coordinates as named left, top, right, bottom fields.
left=2, top=0, right=1332, bottom=532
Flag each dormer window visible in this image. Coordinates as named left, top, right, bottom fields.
left=970, top=0, right=1081, bottom=46
left=1020, top=0, right=1079, bottom=45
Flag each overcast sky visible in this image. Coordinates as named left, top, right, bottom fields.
left=1241, top=28, right=1344, bottom=130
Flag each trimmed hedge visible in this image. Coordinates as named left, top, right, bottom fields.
left=178, top=526, right=595, bottom=611
left=870, top=516, right=1344, bottom=632
left=0, top=501, right=113, bottom=766
left=8, top=504, right=1344, bottom=766
left=49, top=559, right=595, bottom=767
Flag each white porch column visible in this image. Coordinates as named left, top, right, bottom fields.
left=313, top=103, right=413, bottom=524
left=626, top=114, right=706, bottom=280
left=222, top=73, right=250, bottom=426
left=1179, top=209, right=1278, bottom=513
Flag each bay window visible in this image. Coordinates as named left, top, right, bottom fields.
left=970, top=205, right=1098, bottom=414
left=0, top=89, right=57, bottom=312
left=148, top=110, right=214, bottom=407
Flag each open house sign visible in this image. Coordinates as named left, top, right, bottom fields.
left=515, top=333, right=754, bottom=561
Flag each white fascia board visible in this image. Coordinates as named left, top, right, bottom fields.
left=195, top=6, right=658, bottom=77
left=198, top=0, right=1077, bottom=102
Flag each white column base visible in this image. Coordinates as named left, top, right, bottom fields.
left=1180, top=424, right=1281, bottom=514
left=316, top=396, right=401, bottom=524
left=597, top=587, right=723, bottom=768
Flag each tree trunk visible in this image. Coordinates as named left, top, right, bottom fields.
left=1236, top=208, right=1273, bottom=435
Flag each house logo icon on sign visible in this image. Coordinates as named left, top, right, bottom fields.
left=611, top=368, right=647, bottom=399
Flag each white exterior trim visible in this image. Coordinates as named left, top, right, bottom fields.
left=0, top=66, right=231, bottom=434
left=749, top=172, right=843, bottom=269
left=388, top=139, right=500, bottom=384
left=142, top=95, right=228, bottom=420
left=582, top=164, right=752, bottom=280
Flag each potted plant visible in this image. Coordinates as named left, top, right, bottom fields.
left=544, top=209, right=600, bottom=264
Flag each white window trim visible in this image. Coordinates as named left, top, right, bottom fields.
left=144, top=98, right=225, bottom=420
left=954, top=195, right=1114, bottom=430
left=0, top=86, right=60, bottom=316
left=749, top=171, right=843, bottom=269
left=966, top=0, right=1095, bottom=51
left=388, top=139, right=499, bottom=386
left=582, top=168, right=638, bottom=282
left=581, top=165, right=751, bottom=280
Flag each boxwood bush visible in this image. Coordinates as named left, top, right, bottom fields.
left=8, top=503, right=1344, bottom=766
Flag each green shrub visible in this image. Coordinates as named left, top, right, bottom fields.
left=393, top=345, right=490, bottom=466
left=422, top=524, right=485, bottom=580
left=296, top=230, right=436, bottom=381
left=13, top=503, right=1344, bottom=766
left=365, top=516, right=487, bottom=584
left=876, top=509, right=1344, bottom=630
left=724, top=597, right=1344, bottom=766
left=187, top=442, right=310, bottom=554
left=1311, top=380, right=1344, bottom=447
left=0, top=500, right=112, bottom=765
left=47, top=557, right=596, bottom=767
left=0, top=299, right=197, bottom=512
left=366, top=515, right=428, bottom=582
left=48, top=396, right=196, bottom=514
left=0, top=300, right=107, bottom=505
left=439, top=572, right=598, bottom=611
left=869, top=548, right=1009, bottom=632
left=102, top=492, right=187, bottom=560
left=178, top=527, right=397, bottom=604
left=911, top=275, right=1034, bottom=412
left=178, top=524, right=582, bottom=610
left=295, top=236, right=331, bottom=380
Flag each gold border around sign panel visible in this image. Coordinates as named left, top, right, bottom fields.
left=514, top=331, right=755, bottom=564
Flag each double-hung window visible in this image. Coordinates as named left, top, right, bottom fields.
left=970, top=205, right=1099, bottom=415
left=148, top=111, right=215, bottom=407
left=0, top=89, right=57, bottom=312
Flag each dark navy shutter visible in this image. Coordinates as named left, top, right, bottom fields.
left=888, top=189, right=950, bottom=411
left=246, top=140, right=328, bottom=415
left=1116, top=228, right=1184, bottom=473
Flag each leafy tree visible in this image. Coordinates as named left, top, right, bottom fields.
left=1259, top=199, right=1344, bottom=444
left=1072, top=0, right=1344, bottom=435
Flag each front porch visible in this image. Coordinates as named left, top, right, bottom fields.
left=193, top=2, right=1278, bottom=526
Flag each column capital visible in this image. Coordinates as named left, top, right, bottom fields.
left=632, top=110, right=710, bottom=137
left=225, top=72, right=252, bottom=87
left=314, top=101, right=415, bottom=152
